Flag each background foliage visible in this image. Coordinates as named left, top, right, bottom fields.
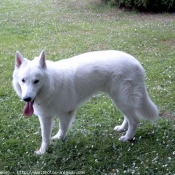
left=102, top=0, right=175, bottom=12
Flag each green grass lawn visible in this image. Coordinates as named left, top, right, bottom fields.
left=0, top=0, right=175, bottom=174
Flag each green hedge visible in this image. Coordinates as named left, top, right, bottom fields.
left=102, top=0, right=175, bottom=12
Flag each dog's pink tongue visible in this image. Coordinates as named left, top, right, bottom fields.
left=24, top=102, right=34, bottom=117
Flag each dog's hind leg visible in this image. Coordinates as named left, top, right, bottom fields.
left=117, top=112, right=138, bottom=142
left=110, top=95, right=138, bottom=141
left=35, top=116, right=54, bottom=155
left=52, top=112, right=75, bottom=140
left=108, top=80, right=142, bottom=141
left=113, top=105, right=138, bottom=141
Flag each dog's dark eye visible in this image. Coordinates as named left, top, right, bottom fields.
left=22, top=79, right=25, bottom=83
left=34, top=79, right=39, bottom=84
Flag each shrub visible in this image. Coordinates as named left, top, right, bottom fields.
left=102, top=0, right=175, bottom=12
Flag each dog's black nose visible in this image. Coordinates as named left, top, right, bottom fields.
left=23, top=97, right=32, bottom=102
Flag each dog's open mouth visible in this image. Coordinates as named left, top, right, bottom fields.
left=24, top=101, right=34, bottom=117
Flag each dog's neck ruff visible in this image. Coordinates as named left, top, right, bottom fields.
left=24, top=101, right=34, bottom=116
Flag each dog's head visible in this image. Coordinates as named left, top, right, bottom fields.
left=13, top=50, right=47, bottom=116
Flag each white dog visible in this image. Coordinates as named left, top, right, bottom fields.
left=12, top=50, right=159, bottom=154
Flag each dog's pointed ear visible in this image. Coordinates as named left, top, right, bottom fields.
left=15, top=51, right=24, bottom=68
left=39, top=50, right=46, bottom=68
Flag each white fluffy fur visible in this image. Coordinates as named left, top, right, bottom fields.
left=12, top=50, right=159, bottom=154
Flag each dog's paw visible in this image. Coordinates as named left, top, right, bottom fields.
left=51, top=136, right=62, bottom=140
left=119, top=135, right=131, bottom=142
left=114, top=125, right=126, bottom=132
left=34, top=144, right=48, bottom=155
left=34, top=149, right=45, bottom=155
left=51, top=134, right=64, bottom=140
left=51, top=130, right=65, bottom=140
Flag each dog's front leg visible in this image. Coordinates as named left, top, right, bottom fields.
left=35, top=116, right=53, bottom=155
left=52, top=113, right=75, bottom=140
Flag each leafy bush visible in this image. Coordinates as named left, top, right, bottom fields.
left=102, top=0, right=175, bottom=12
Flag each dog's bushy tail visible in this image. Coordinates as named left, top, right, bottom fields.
left=137, top=88, right=159, bottom=121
